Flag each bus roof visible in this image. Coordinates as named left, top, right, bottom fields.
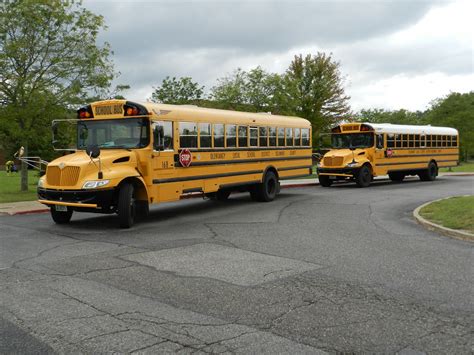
left=363, top=123, right=458, bottom=135
left=88, top=100, right=311, bottom=128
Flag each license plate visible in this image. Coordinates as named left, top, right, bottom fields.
left=55, top=205, right=67, bottom=212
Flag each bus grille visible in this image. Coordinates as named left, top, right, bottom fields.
left=46, top=166, right=80, bottom=186
left=323, top=157, right=344, bottom=166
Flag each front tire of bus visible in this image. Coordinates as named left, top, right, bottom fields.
left=355, top=165, right=372, bottom=188
left=118, top=182, right=136, bottom=228
left=318, top=175, right=332, bottom=187
left=51, top=206, right=73, bottom=224
left=254, top=171, right=278, bottom=202
left=419, top=161, right=437, bottom=182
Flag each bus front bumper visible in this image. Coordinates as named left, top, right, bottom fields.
left=317, top=167, right=359, bottom=178
left=38, top=188, right=117, bottom=212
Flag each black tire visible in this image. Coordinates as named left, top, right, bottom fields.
left=318, top=175, right=332, bottom=187
left=419, top=161, right=437, bottom=181
left=118, top=183, right=135, bottom=228
left=207, top=189, right=231, bottom=201
left=51, top=206, right=73, bottom=224
left=355, top=165, right=372, bottom=188
left=136, top=200, right=149, bottom=218
left=254, top=171, right=278, bottom=202
left=388, top=172, right=405, bottom=182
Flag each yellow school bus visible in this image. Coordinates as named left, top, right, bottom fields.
left=317, top=122, right=459, bottom=187
left=38, top=100, right=312, bottom=227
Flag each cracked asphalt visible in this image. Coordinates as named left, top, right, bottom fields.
left=1, top=176, right=473, bottom=354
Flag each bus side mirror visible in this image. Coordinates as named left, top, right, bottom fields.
left=154, top=126, right=165, bottom=151
left=87, top=144, right=100, bottom=158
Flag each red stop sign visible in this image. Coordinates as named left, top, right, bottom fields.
left=179, top=148, right=192, bottom=167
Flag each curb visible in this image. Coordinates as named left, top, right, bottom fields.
left=413, top=196, right=474, bottom=242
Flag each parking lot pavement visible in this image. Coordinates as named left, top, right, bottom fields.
left=0, top=175, right=473, bottom=353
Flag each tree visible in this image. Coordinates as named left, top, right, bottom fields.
left=284, top=53, right=351, bottom=145
left=356, top=108, right=424, bottom=125
left=210, top=68, right=247, bottom=110
left=0, top=0, right=114, bottom=190
left=424, top=92, right=474, bottom=161
left=151, top=76, right=204, bottom=105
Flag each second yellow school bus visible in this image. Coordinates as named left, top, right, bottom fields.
left=38, top=100, right=312, bottom=227
left=317, top=122, right=459, bottom=187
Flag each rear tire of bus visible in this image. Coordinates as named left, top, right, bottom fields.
left=419, top=161, right=437, bottom=181
left=51, top=206, right=73, bottom=224
left=355, top=165, right=372, bottom=188
left=118, top=182, right=136, bottom=228
left=388, top=172, right=405, bottom=182
left=254, top=171, right=278, bottom=202
left=318, top=175, right=332, bottom=187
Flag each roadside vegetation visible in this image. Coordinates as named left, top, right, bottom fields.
left=439, top=161, right=474, bottom=173
left=420, top=196, right=474, bottom=234
left=0, top=171, right=40, bottom=203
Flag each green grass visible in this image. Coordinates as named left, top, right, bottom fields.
left=420, top=196, right=474, bottom=233
left=439, top=161, right=474, bottom=173
left=0, top=170, right=41, bottom=203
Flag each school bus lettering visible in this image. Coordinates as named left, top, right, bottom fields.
left=38, top=99, right=312, bottom=228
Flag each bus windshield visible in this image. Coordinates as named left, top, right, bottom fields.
left=77, top=118, right=149, bottom=149
left=331, top=133, right=374, bottom=149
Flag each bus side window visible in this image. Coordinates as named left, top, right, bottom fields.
left=259, top=127, right=268, bottom=147
left=213, top=124, right=224, bottom=148
left=426, top=135, right=431, bottom=147
left=238, top=126, right=248, bottom=147
left=402, top=134, right=408, bottom=148
left=250, top=127, right=258, bottom=147
left=269, top=127, right=277, bottom=146
left=278, top=128, right=285, bottom=146
left=301, top=128, right=310, bottom=146
left=453, top=135, right=458, bottom=147
left=420, top=135, right=426, bottom=148
left=376, top=134, right=384, bottom=149
left=153, top=121, right=173, bottom=151
left=294, top=128, right=301, bottom=146
left=414, top=135, right=420, bottom=148
left=387, top=134, right=394, bottom=148
left=226, top=124, right=236, bottom=148
left=179, top=122, right=198, bottom=148
left=285, top=128, right=293, bottom=146
left=199, top=123, right=211, bottom=148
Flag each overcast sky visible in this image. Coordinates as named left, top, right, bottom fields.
left=83, top=0, right=473, bottom=112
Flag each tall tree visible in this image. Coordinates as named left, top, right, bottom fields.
left=284, top=53, right=351, bottom=145
left=356, top=108, right=424, bottom=125
left=151, top=76, right=204, bottom=105
left=210, top=68, right=247, bottom=110
left=0, top=0, right=114, bottom=190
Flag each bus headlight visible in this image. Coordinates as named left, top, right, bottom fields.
left=82, top=180, right=110, bottom=189
left=38, top=177, right=45, bottom=188
left=347, top=162, right=359, bottom=168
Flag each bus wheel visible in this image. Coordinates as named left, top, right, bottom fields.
left=318, top=175, right=332, bottom=187
left=355, top=165, right=372, bottom=188
left=388, top=172, right=405, bottom=182
left=118, top=182, right=136, bottom=228
left=136, top=200, right=149, bottom=218
left=207, top=190, right=231, bottom=201
left=419, top=161, right=437, bottom=181
left=254, top=171, right=278, bottom=202
left=51, top=206, right=73, bottom=224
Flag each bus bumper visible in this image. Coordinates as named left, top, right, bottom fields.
left=37, top=187, right=117, bottom=213
left=317, top=167, right=359, bottom=178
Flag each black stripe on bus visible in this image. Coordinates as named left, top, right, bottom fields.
left=189, top=155, right=312, bottom=167
left=153, top=169, right=263, bottom=184
left=378, top=159, right=458, bottom=167
left=278, top=165, right=313, bottom=171
left=388, top=153, right=459, bottom=158
left=280, top=174, right=313, bottom=180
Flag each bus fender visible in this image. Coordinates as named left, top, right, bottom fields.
left=117, top=176, right=149, bottom=203
left=262, top=166, right=279, bottom=182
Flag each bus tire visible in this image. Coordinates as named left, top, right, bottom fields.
left=118, top=182, right=136, bottom=228
left=318, top=175, right=332, bottom=187
left=51, top=206, right=73, bottom=224
left=207, top=190, right=231, bottom=201
left=255, top=171, right=278, bottom=202
left=355, top=165, right=372, bottom=188
left=136, top=200, right=149, bottom=218
left=419, top=161, right=437, bottom=181
left=388, top=172, right=405, bottom=182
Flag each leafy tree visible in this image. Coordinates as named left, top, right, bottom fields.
left=424, top=92, right=474, bottom=161
left=356, top=108, right=424, bottom=125
left=151, top=76, right=204, bottom=105
left=0, top=0, right=114, bottom=190
left=210, top=68, right=247, bottom=110
left=284, top=53, right=351, bottom=145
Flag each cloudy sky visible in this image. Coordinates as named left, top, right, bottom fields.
left=83, top=0, right=473, bottom=112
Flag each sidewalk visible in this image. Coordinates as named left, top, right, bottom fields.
left=1, top=172, right=471, bottom=216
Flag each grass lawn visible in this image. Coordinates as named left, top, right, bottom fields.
left=439, top=161, right=474, bottom=173
left=0, top=170, right=41, bottom=203
left=420, top=195, right=474, bottom=233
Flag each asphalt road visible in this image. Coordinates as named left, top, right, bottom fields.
left=1, top=176, right=473, bottom=354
